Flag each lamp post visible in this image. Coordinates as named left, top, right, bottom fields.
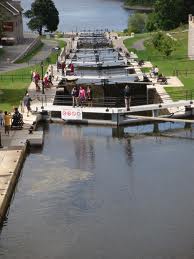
left=41, top=61, right=44, bottom=109
left=41, top=61, right=45, bottom=95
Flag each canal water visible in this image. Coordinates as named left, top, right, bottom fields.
left=21, top=0, right=132, bottom=32
left=1, top=123, right=194, bottom=258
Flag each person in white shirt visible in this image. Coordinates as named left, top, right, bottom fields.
left=154, top=66, right=159, bottom=76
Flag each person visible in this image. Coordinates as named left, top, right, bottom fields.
left=86, top=86, right=93, bottom=107
left=157, top=73, right=167, bottom=84
left=4, top=111, right=12, bottom=135
left=70, top=63, right=74, bottom=74
left=48, top=70, right=53, bottom=85
left=44, top=74, right=51, bottom=89
left=34, top=72, right=40, bottom=91
left=143, top=74, right=150, bottom=82
left=79, top=86, right=86, bottom=108
left=57, top=60, right=60, bottom=72
left=0, top=110, right=3, bottom=127
left=124, top=84, right=131, bottom=111
left=150, top=67, right=155, bottom=78
left=23, top=93, right=32, bottom=116
left=61, top=62, right=66, bottom=76
left=12, top=108, right=23, bottom=129
left=154, top=66, right=159, bottom=76
left=71, top=86, right=79, bottom=107
left=32, top=71, right=36, bottom=82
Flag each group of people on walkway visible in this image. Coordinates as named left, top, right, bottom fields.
left=32, top=70, right=53, bottom=92
left=71, top=85, right=93, bottom=107
left=0, top=108, right=23, bottom=135
left=57, top=61, right=75, bottom=76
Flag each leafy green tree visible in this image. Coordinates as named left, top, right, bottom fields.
left=24, top=0, right=59, bottom=35
left=146, top=13, right=158, bottom=32
left=128, top=13, right=148, bottom=33
left=125, top=0, right=156, bottom=6
left=151, top=32, right=177, bottom=56
left=153, top=0, right=184, bottom=30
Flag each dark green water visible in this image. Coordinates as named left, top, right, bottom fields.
left=1, top=124, right=194, bottom=258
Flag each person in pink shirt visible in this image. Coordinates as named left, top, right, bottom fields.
left=79, top=86, right=86, bottom=107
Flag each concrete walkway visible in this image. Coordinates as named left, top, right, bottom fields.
left=132, top=38, right=146, bottom=51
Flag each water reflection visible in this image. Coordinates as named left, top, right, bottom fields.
left=2, top=124, right=194, bottom=258
left=62, top=126, right=96, bottom=170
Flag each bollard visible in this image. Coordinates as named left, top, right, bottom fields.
left=0, top=132, right=3, bottom=148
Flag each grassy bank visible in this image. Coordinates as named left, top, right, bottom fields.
left=16, top=42, right=44, bottom=64
left=124, top=29, right=194, bottom=93
left=0, top=40, right=66, bottom=111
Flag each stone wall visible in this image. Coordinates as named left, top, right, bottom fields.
left=188, top=14, right=194, bottom=60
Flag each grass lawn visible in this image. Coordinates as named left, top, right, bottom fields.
left=0, top=40, right=66, bottom=111
left=124, top=29, right=194, bottom=97
left=0, top=64, right=45, bottom=112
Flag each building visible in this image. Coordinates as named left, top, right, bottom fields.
left=0, top=0, right=24, bottom=44
left=188, top=14, right=194, bottom=60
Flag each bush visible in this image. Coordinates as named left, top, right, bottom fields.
left=128, top=13, right=148, bottom=34
left=146, top=13, right=158, bottom=32
left=151, top=32, right=177, bottom=56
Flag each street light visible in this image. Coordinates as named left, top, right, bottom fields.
left=41, top=61, right=45, bottom=95
left=41, top=61, right=44, bottom=109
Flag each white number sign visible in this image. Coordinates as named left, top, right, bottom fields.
left=62, top=108, right=83, bottom=120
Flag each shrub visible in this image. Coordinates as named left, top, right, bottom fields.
left=128, top=13, right=148, bottom=34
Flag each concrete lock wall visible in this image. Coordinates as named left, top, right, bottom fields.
left=55, top=83, right=147, bottom=107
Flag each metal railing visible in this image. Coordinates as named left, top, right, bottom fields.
left=0, top=74, right=32, bottom=81
left=173, top=69, right=194, bottom=76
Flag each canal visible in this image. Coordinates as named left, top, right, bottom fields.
left=1, top=123, right=194, bottom=258
left=21, top=0, right=132, bottom=32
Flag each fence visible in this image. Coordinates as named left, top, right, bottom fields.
left=173, top=69, right=194, bottom=77
left=0, top=74, right=32, bottom=82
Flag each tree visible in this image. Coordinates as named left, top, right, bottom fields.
left=24, top=0, right=59, bottom=35
left=152, top=0, right=184, bottom=30
left=183, top=0, right=194, bottom=22
left=128, top=13, right=148, bottom=33
left=151, top=32, right=177, bottom=56
left=146, top=13, right=157, bottom=32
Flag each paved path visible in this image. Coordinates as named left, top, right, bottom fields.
left=0, top=33, right=36, bottom=63
left=0, top=39, right=58, bottom=73
left=132, top=38, right=146, bottom=51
